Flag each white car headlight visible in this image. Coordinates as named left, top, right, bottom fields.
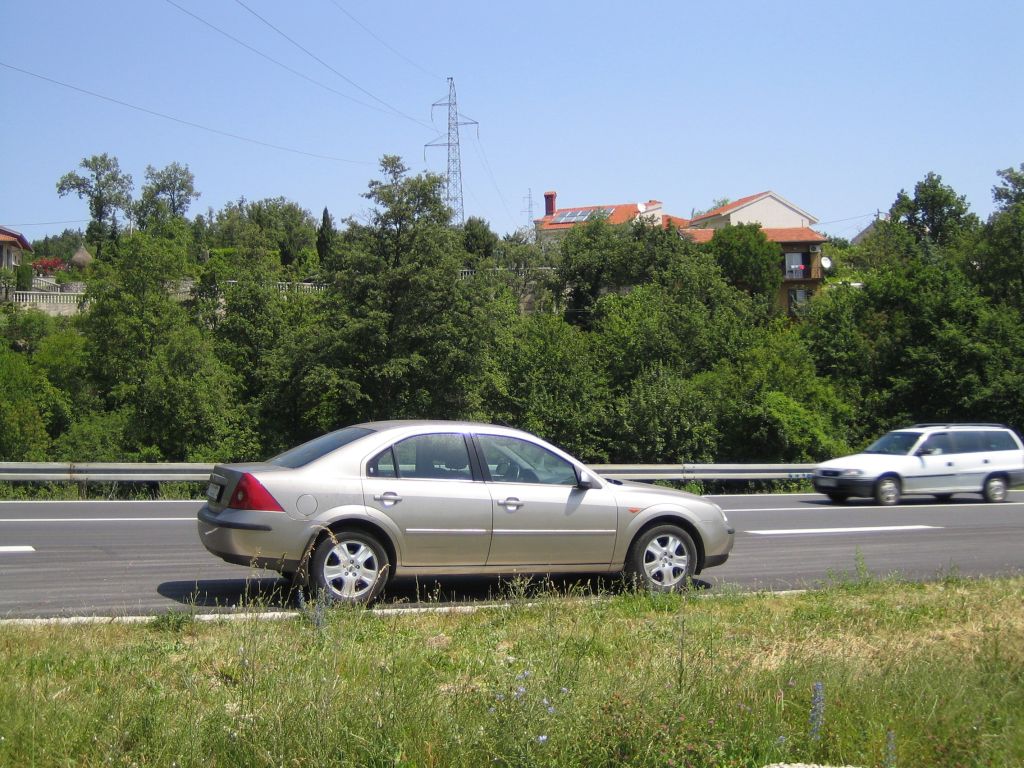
left=839, top=469, right=864, bottom=477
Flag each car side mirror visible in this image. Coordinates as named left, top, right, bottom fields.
left=577, top=470, right=599, bottom=490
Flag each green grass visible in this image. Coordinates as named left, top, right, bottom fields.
left=1, top=575, right=1022, bottom=767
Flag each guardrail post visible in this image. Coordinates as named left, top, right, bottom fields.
left=78, top=479, right=87, bottom=500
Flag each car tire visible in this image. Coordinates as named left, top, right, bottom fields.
left=310, top=530, right=390, bottom=605
left=982, top=475, right=1008, bottom=503
left=874, top=476, right=901, bottom=506
left=826, top=493, right=848, bottom=504
left=626, top=525, right=696, bottom=593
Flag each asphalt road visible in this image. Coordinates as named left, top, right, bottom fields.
left=1, top=492, right=1022, bottom=619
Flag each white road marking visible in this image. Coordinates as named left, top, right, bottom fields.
left=0, top=517, right=194, bottom=523
left=746, top=525, right=942, bottom=535
left=726, top=502, right=1024, bottom=512
left=0, top=545, right=36, bottom=553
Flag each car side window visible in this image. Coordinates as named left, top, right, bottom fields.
left=476, top=435, right=578, bottom=485
left=919, top=433, right=953, bottom=455
left=367, top=447, right=397, bottom=478
left=984, top=431, right=1018, bottom=451
left=953, top=431, right=984, bottom=453
left=392, top=434, right=473, bottom=480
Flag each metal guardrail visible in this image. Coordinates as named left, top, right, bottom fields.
left=594, top=464, right=815, bottom=481
left=0, top=462, right=815, bottom=484
left=0, top=463, right=213, bottom=483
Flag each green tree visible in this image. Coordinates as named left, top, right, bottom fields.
left=30, top=229, right=85, bottom=262
left=462, top=216, right=499, bottom=262
left=889, top=171, right=980, bottom=247
left=486, top=312, right=610, bottom=460
left=56, top=153, right=134, bottom=257
left=968, top=165, right=1024, bottom=310
left=0, top=346, right=67, bottom=460
left=705, top=223, right=782, bottom=309
left=135, top=162, right=200, bottom=226
left=79, top=231, right=191, bottom=404
left=315, top=206, right=336, bottom=266
left=282, top=156, right=486, bottom=434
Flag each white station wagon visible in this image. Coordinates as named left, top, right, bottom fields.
left=813, top=423, right=1024, bottom=505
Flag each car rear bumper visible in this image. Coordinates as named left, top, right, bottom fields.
left=197, top=505, right=308, bottom=574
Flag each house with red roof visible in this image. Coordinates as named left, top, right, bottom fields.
left=535, top=189, right=827, bottom=314
left=0, top=225, right=32, bottom=271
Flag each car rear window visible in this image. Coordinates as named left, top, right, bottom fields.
left=269, top=427, right=375, bottom=468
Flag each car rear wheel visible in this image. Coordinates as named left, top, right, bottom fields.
left=874, top=476, right=901, bottom=506
left=983, top=475, right=1008, bottom=503
left=311, top=530, right=390, bottom=605
left=626, top=525, right=696, bottom=593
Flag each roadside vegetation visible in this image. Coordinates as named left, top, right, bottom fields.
left=1, top=572, right=1021, bottom=767
left=3, top=156, right=1024, bottom=484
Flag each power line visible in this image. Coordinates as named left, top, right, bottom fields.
left=162, top=0, right=398, bottom=119
left=232, top=0, right=431, bottom=130
left=469, top=133, right=517, bottom=232
left=326, top=0, right=444, bottom=82
left=1, top=219, right=89, bottom=228
left=815, top=213, right=875, bottom=226
left=0, top=60, right=373, bottom=165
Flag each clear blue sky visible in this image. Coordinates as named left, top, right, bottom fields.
left=2, top=0, right=1022, bottom=243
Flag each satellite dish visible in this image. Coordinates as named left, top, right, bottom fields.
left=821, top=256, right=833, bottom=270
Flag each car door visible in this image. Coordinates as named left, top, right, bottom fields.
left=910, top=432, right=958, bottom=493
left=362, top=432, right=492, bottom=566
left=474, top=433, right=618, bottom=567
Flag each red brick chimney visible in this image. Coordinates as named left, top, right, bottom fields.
left=544, top=191, right=557, bottom=217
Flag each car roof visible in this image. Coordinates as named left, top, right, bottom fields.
left=908, top=423, right=1009, bottom=430
left=354, top=419, right=527, bottom=433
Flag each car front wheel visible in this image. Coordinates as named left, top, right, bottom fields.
left=874, top=476, right=901, bottom=506
left=310, top=530, right=390, bottom=605
left=626, top=525, right=696, bottom=593
left=983, top=476, right=1008, bottom=503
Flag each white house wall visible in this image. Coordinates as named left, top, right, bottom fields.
left=730, top=197, right=813, bottom=228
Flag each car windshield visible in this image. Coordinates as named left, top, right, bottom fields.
left=270, top=427, right=375, bottom=468
left=862, top=431, right=921, bottom=456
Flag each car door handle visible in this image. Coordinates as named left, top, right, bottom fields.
left=498, top=497, right=523, bottom=510
left=373, top=491, right=402, bottom=506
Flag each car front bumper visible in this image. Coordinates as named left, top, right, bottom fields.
left=812, top=475, right=876, bottom=497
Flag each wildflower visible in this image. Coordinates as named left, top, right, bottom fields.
left=536, top=735, right=548, bottom=744
left=513, top=686, right=526, bottom=699
left=809, top=681, right=825, bottom=741
left=516, top=670, right=531, bottom=680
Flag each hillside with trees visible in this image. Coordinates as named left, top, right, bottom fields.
left=2, top=154, right=1023, bottom=468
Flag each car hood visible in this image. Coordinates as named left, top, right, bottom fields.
left=817, top=453, right=914, bottom=473
left=605, top=479, right=723, bottom=516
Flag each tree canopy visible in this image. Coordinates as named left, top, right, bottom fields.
left=5, top=158, right=1023, bottom=476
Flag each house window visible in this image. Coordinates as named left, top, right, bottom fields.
left=785, top=252, right=809, bottom=280
left=788, top=287, right=812, bottom=315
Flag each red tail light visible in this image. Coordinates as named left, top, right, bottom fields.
left=228, top=474, right=284, bottom=512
